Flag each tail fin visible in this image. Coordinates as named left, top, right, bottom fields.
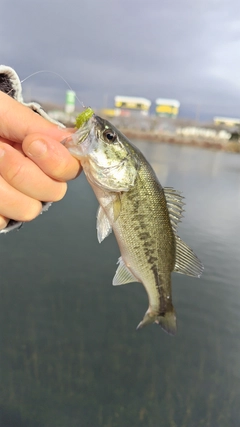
left=136, top=307, right=177, bottom=336
left=155, top=311, right=177, bottom=336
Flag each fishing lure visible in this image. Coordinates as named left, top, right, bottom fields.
left=75, top=107, right=94, bottom=129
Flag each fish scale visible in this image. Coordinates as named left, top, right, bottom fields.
left=113, top=157, right=175, bottom=319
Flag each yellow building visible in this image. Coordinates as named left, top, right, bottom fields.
left=155, top=98, right=180, bottom=118
left=114, top=96, right=151, bottom=116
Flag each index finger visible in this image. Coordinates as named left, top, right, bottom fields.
left=0, top=91, right=70, bottom=143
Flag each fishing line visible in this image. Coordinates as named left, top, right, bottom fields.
left=8, top=69, right=86, bottom=108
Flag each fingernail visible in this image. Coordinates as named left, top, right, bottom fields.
left=0, top=147, right=5, bottom=160
left=27, top=139, right=47, bottom=157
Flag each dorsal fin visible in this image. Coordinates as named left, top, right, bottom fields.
left=164, top=187, right=185, bottom=232
left=174, top=236, right=204, bottom=278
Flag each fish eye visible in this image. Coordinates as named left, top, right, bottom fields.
left=103, top=129, right=117, bottom=143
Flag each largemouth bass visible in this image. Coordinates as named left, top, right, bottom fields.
left=63, top=114, right=203, bottom=335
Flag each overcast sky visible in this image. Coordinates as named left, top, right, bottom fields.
left=1, top=0, right=240, bottom=119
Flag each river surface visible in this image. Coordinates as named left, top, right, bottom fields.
left=1, top=141, right=240, bottom=427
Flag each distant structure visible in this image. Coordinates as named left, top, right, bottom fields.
left=213, top=116, right=240, bottom=127
left=155, top=98, right=180, bottom=118
left=65, top=90, right=76, bottom=114
left=100, top=108, right=116, bottom=118
left=114, top=96, right=151, bottom=116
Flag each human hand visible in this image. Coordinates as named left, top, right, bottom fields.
left=0, top=91, right=81, bottom=231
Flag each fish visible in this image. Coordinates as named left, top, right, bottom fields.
left=62, top=114, right=204, bottom=335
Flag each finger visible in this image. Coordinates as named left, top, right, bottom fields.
left=22, top=133, right=82, bottom=181
left=0, top=143, right=67, bottom=202
left=11, top=142, right=25, bottom=155
left=0, top=175, right=42, bottom=222
left=0, top=91, right=71, bottom=143
left=0, top=136, right=14, bottom=146
left=0, top=215, right=9, bottom=231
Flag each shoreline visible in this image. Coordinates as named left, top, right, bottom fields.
left=119, top=128, right=240, bottom=153
left=46, top=109, right=240, bottom=154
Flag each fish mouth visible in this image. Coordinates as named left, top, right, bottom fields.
left=62, top=115, right=95, bottom=158
left=94, top=115, right=105, bottom=127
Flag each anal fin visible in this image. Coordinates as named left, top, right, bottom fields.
left=112, top=257, right=139, bottom=286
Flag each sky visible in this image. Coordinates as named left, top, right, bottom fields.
left=1, top=0, right=240, bottom=120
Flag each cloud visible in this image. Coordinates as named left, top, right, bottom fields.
left=1, top=0, right=240, bottom=118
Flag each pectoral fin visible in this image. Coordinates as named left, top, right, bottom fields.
left=96, top=206, right=112, bottom=243
left=113, top=257, right=139, bottom=286
left=174, top=236, right=204, bottom=278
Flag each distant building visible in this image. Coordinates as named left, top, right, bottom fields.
left=114, top=96, right=151, bottom=116
left=100, top=108, right=117, bottom=118
left=155, top=98, right=180, bottom=118
left=213, top=116, right=240, bottom=127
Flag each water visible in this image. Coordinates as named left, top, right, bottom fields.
left=1, top=142, right=240, bottom=427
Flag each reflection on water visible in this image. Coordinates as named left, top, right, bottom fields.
left=1, top=142, right=240, bottom=426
